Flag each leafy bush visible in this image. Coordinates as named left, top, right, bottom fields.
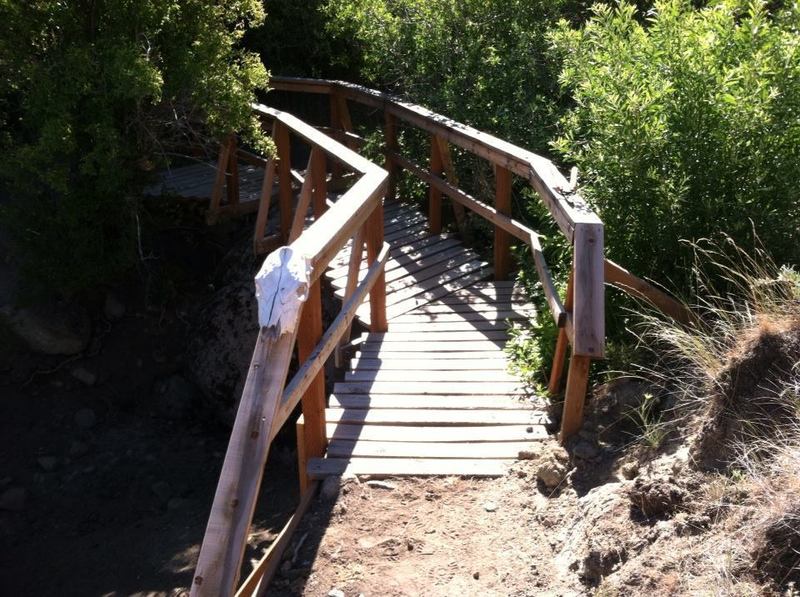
left=0, top=1, right=269, bottom=297
left=551, top=0, right=800, bottom=288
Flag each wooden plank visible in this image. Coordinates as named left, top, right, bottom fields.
left=208, top=136, right=234, bottom=222
left=362, top=330, right=508, bottom=342
left=326, top=440, right=543, bottom=460
left=327, top=237, right=463, bottom=280
left=355, top=350, right=507, bottom=361
left=326, top=408, right=543, bottom=426
left=191, top=328, right=298, bottom=597
left=397, top=302, right=532, bottom=315
left=358, top=341, right=505, bottom=353
left=288, top=148, right=319, bottom=242
left=274, top=122, right=293, bottom=241
left=307, top=457, right=511, bottom=478
left=391, top=310, right=530, bottom=323
left=572, top=222, right=605, bottom=358
left=560, top=354, right=591, bottom=442
left=252, top=157, right=277, bottom=255
left=332, top=381, right=524, bottom=395
left=329, top=394, right=530, bottom=410
left=349, top=358, right=509, bottom=371
left=226, top=136, right=240, bottom=207
left=344, top=369, right=516, bottom=383
left=234, top=481, right=318, bottom=597
left=604, top=258, right=692, bottom=324
left=384, top=112, right=399, bottom=203
left=366, top=200, right=388, bottom=332
left=428, top=135, right=443, bottom=233
left=327, top=423, right=548, bottom=442
left=548, top=270, right=573, bottom=395
left=433, top=136, right=468, bottom=236
left=382, top=320, right=511, bottom=332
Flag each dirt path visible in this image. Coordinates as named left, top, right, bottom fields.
left=267, top=464, right=584, bottom=597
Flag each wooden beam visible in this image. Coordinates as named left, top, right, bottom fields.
left=274, top=122, right=293, bottom=241
left=560, top=354, right=591, bottom=441
left=226, top=136, right=240, bottom=207
left=548, top=270, right=573, bottom=395
left=311, top=149, right=327, bottom=219
left=366, top=200, right=388, bottom=332
left=208, top=135, right=234, bottom=224
left=191, top=327, right=298, bottom=597
left=234, top=482, right=318, bottom=597
left=494, top=165, right=512, bottom=280
left=428, top=135, right=443, bottom=234
left=252, top=157, right=276, bottom=255
left=433, top=136, right=468, bottom=236
left=384, top=112, right=398, bottom=203
left=571, top=223, right=605, bottom=358
left=296, top=280, right=326, bottom=492
left=288, top=149, right=319, bottom=243
left=604, top=259, right=692, bottom=324
left=335, top=226, right=365, bottom=367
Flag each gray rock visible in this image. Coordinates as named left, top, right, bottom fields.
left=573, top=440, right=600, bottom=460
left=0, top=303, right=90, bottom=355
left=483, top=502, right=497, bottom=512
left=320, top=476, right=341, bottom=501
left=71, top=367, right=97, bottom=387
left=37, top=456, right=58, bottom=472
left=537, top=445, right=571, bottom=491
left=328, top=590, right=345, bottom=597
left=155, top=375, right=198, bottom=420
left=74, top=408, right=97, bottom=429
left=365, top=480, right=395, bottom=490
left=0, top=487, right=26, bottom=511
left=103, top=293, right=126, bottom=320
left=620, top=462, right=639, bottom=480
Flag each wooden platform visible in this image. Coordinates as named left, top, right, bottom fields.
left=308, top=202, right=548, bottom=478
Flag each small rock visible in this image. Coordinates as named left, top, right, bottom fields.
left=103, top=293, right=126, bottom=320
left=573, top=440, right=599, bottom=460
left=328, top=590, right=345, bottom=597
left=483, top=502, right=497, bottom=512
left=365, top=480, right=395, bottom=490
left=0, top=487, right=27, bottom=511
left=320, top=476, right=341, bottom=501
left=71, top=367, right=97, bottom=387
left=37, top=456, right=58, bottom=472
left=473, top=571, right=480, bottom=580
left=628, top=475, right=687, bottom=518
left=537, top=445, right=570, bottom=491
left=69, top=441, right=89, bottom=458
left=74, top=408, right=97, bottom=429
left=620, top=462, right=639, bottom=480
left=151, top=481, right=172, bottom=503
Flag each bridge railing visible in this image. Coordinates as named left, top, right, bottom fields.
left=191, top=104, right=389, bottom=597
left=270, top=76, right=605, bottom=440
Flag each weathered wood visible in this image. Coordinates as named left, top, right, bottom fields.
left=272, top=243, right=389, bottom=440
left=307, top=457, right=512, bottom=478
left=560, top=354, right=591, bottom=441
left=330, top=394, right=526, bottom=410
left=191, top=328, right=298, bottom=597
left=384, top=112, right=398, bottom=203
left=548, top=270, right=574, bottom=395
left=348, top=358, right=509, bottom=371
left=326, top=440, right=543, bottom=460
left=234, top=481, right=318, bottom=597
left=495, top=164, right=513, bottom=280
left=604, top=259, right=692, bottom=324
left=274, top=122, right=293, bottom=241
left=327, top=423, right=547, bottom=443
left=288, top=150, right=317, bottom=243
left=335, top=226, right=365, bottom=367
left=572, top=223, right=605, bottom=358
left=433, top=136, right=468, bottom=236
left=252, top=158, right=277, bottom=255
left=295, top=416, right=309, bottom=494
left=326, top=408, right=545, bottom=426
left=208, top=135, right=234, bottom=223
left=226, top=136, right=240, bottom=207
left=333, top=381, right=523, bottom=395
left=366, top=199, right=388, bottom=333
left=428, top=135, right=444, bottom=234
left=311, top=150, right=328, bottom=219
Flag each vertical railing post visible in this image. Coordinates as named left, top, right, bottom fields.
left=311, top=150, right=327, bottom=219
left=296, top=281, right=326, bottom=493
left=494, top=165, right=512, bottom=280
left=274, top=122, right=293, bottom=242
left=384, top=112, right=398, bottom=203
left=428, top=135, right=443, bottom=234
left=225, top=136, right=240, bottom=208
left=329, top=91, right=343, bottom=187
left=548, top=270, right=573, bottom=395
left=559, top=221, right=605, bottom=441
left=366, top=204, right=388, bottom=333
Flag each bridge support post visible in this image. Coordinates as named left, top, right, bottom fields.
left=494, top=164, right=512, bottom=280
left=275, top=122, right=293, bottom=242
left=428, top=135, right=443, bottom=234
left=384, top=113, right=398, bottom=203
left=366, top=203, right=388, bottom=333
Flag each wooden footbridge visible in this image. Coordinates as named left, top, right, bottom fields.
left=178, top=78, right=687, bottom=596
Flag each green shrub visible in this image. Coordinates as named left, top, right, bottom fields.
left=551, top=0, right=800, bottom=288
left=0, top=0, right=269, bottom=297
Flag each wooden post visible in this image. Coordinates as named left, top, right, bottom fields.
left=335, top=226, right=365, bottom=366
left=560, top=354, right=592, bottom=442
left=296, top=282, right=326, bottom=490
left=208, top=135, right=234, bottom=223
left=252, top=158, right=277, bottom=254
left=384, top=113, right=398, bottom=204
left=288, top=149, right=320, bottom=243
left=428, top=135, right=443, bottom=234
left=434, top=137, right=468, bottom=237
left=311, top=150, right=328, bottom=220
left=366, top=204, right=388, bottom=332
left=226, top=136, right=240, bottom=207
left=548, top=269, right=574, bottom=395
left=329, top=92, right=343, bottom=186
left=494, top=164, right=512, bottom=280
left=274, top=122, right=293, bottom=242
left=296, top=415, right=309, bottom=495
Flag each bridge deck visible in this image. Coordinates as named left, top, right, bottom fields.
left=309, top=201, right=548, bottom=478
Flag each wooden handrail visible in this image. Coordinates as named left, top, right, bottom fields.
left=268, top=76, right=607, bottom=441
left=192, top=103, right=389, bottom=597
